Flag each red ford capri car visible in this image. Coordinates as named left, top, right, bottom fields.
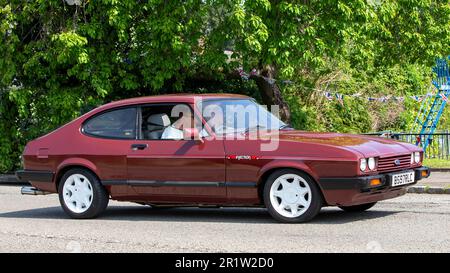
left=16, top=94, right=430, bottom=223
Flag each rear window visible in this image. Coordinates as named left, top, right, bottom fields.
left=83, top=107, right=137, bottom=139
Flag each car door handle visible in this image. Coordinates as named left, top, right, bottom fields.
left=131, top=144, right=148, bottom=150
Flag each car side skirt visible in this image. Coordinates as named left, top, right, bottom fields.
left=102, top=180, right=257, bottom=188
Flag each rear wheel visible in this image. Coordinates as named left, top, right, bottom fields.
left=58, top=168, right=109, bottom=219
left=263, top=169, right=322, bottom=223
left=338, top=202, right=377, bottom=212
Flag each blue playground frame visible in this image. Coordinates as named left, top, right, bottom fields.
left=412, top=56, right=450, bottom=152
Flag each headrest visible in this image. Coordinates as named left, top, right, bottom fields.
left=147, top=113, right=170, bottom=128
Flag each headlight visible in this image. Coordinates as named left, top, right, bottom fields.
left=414, top=152, right=421, bottom=163
left=360, top=159, right=367, bottom=172
left=368, top=157, right=376, bottom=170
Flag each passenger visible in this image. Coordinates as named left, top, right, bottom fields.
left=161, top=112, right=191, bottom=140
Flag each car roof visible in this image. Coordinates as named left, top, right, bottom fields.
left=99, top=93, right=251, bottom=110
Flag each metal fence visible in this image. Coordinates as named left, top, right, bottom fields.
left=364, top=130, right=450, bottom=159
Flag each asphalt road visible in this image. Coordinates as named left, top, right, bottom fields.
left=0, top=186, right=449, bottom=253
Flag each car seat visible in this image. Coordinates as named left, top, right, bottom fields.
left=146, top=113, right=170, bottom=139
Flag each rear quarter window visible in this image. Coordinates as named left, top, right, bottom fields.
left=83, top=107, right=137, bottom=139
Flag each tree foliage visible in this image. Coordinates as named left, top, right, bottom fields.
left=1, top=0, right=450, bottom=172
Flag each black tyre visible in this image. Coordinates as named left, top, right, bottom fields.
left=338, top=202, right=377, bottom=212
left=58, top=168, right=109, bottom=219
left=263, top=169, right=323, bottom=223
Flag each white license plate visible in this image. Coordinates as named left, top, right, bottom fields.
left=391, top=171, right=415, bottom=187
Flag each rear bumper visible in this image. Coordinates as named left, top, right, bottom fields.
left=318, top=167, right=430, bottom=206
left=16, top=170, right=54, bottom=183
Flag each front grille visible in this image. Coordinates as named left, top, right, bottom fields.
left=377, top=154, right=412, bottom=173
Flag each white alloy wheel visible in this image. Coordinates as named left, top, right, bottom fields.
left=269, top=173, right=312, bottom=218
left=62, top=174, right=94, bottom=214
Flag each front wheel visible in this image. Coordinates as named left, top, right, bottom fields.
left=58, top=168, right=109, bottom=219
left=338, top=202, right=377, bottom=212
left=263, top=169, right=322, bottom=223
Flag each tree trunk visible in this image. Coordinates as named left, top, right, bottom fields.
left=250, top=73, right=291, bottom=124
left=186, top=69, right=292, bottom=124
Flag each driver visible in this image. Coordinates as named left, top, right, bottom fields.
left=204, top=109, right=234, bottom=135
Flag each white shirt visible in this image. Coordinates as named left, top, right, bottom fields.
left=161, top=126, right=183, bottom=139
left=161, top=126, right=209, bottom=140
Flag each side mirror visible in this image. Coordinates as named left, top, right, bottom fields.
left=183, top=128, right=204, bottom=143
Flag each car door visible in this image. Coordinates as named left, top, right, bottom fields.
left=126, top=103, right=226, bottom=203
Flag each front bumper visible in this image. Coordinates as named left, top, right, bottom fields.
left=319, top=166, right=430, bottom=191
left=318, top=167, right=430, bottom=206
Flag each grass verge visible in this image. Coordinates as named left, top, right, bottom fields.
left=423, top=158, right=450, bottom=168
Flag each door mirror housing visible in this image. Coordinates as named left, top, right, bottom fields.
left=183, top=128, right=204, bottom=143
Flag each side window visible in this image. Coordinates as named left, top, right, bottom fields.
left=83, top=107, right=137, bottom=139
left=140, top=104, right=206, bottom=140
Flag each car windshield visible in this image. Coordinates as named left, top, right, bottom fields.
left=199, top=98, right=286, bottom=135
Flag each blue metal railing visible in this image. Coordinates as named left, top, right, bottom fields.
left=365, top=130, right=450, bottom=159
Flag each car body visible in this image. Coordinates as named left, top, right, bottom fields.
left=16, top=94, right=430, bottom=222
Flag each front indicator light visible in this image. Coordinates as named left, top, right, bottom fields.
left=421, top=170, right=428, bottom=177
left=369, top=178, right=382, bottom=187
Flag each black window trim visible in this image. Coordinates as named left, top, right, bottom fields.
left=81, top=105, right=139, bottom=140
left=137, top=106, right=143, bottom=140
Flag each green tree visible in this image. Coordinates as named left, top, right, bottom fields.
left=1, top=0, right=450, bottom=172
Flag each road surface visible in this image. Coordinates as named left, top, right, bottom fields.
left=0, top=186, right=449, bottom=252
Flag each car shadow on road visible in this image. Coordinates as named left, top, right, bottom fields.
left=0, top=205, right=400, bottom=224
left=0, top=206, right=65, bottom=220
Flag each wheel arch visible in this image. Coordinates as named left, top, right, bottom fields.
left=256, top=162, right=326, bottom=205
left=55, top=158, right=100, bottom=191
